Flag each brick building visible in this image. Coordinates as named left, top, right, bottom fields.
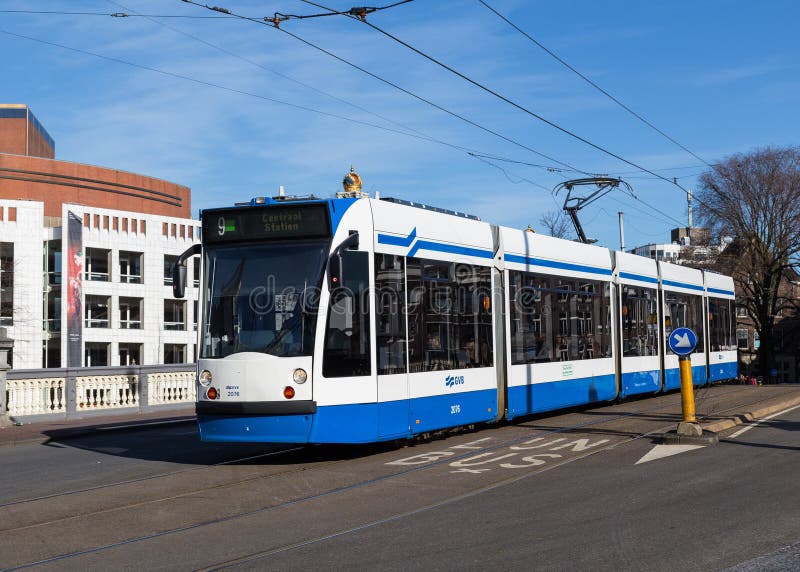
left=0, top=104, right=199, bottom=369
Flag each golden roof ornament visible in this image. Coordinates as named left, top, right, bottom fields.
left=338, top=165, right=367, bottom=198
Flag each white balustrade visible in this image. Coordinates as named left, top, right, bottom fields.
left=76, top=375, right=138, bottom=410
left=4, top=368, right=196, bottom=418
left=6, top=377, right=66, bottom=416
left=148, top=371, right=196, bottom=404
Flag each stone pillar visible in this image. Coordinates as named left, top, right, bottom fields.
left=0, top=328, right=15, bottom=427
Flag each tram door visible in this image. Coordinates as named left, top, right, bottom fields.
left=375, top=254, right=411, bottom=438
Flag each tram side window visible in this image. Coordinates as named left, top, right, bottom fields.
left=708, top=298, right=735, bottom=351
left=375, top=254, right=406, bottom=375
left=621, top=286, right=659, bottom=356
left=663, top=291, right=704, bottom=353
left=509, top=271, right=611, bottom=364
left=509, top=271, right=554, bottom=363
left=406, top=259, right=493, bottom=372
left=323, top=251, right=371, bottom=377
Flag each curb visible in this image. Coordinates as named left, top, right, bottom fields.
left=701, top=394, right=800, bottom=434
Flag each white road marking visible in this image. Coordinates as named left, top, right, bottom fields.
left=635, top=444, right=705, bottom=465
left=727, top=404, right=800, bottom=439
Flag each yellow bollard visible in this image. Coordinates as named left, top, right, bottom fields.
left=679, top=356, right=696, bottom=423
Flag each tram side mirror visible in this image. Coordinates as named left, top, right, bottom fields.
left=172, top=263, right=187, bottom=299
left=172, top=243, right=202, bottom=299
left=328, top=231, right=359, bottom=290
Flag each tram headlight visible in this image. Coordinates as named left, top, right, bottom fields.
left=284, top=386, right=295, bottom=399
left=199, top=370, right=213, bottom=387
left=206, top=387, right=218, bottom=400
left=293, top=368, right=307, bottom=384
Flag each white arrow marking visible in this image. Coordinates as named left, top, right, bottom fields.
left=635, top=444, right=705, bottom=465
left=673, top=332, right=691, bottom=347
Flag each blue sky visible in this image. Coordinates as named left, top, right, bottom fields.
left=2, top=0, right=798, bottom=249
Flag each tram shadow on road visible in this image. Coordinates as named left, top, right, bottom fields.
left=39, top=424, right=411, bottom=467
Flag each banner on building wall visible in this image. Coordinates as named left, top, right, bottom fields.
left=66, top=211, right=83, bottom=367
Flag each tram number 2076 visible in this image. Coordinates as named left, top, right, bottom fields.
left=450, top=404, right=461, bottom=415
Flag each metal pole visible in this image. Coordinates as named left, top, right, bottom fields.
left=618, top=211, right=625, bottom=251
left=679, top=355, right=696, bottom=423
left=676, top=354, right=705, bottom=438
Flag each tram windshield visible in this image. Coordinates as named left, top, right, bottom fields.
left=201, top=241, right=329, bottom=358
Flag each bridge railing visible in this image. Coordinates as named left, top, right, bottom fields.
left=4, top=364, right=196, bottom=422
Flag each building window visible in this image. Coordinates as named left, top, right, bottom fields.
left=139, top=220, right=146, bottom=234
left=43, top=338, right=60, bottom=368
left=0, top=243, right=14, bottom=326
left=736, top=329, right=749, bottom=350
left=119, top=297, right=143, bottom=329
left=164, top=255, right=177, bottom=286
left=85, top=248, right=110, bottom=281
left=44, top=290, right=61, bottom=333
left=164, top=299, right=186, bottom=330
left=192, top=256, right=200, bottom=287
left=193, top=300, right=198, bottom=331
left=85, top=342, right=109, bottom=367
left=119, top=251, right=143, bottom=284
left=164, top=343, right=186, bottom=364
left=122, top=218, right=128, bottom=232
left=85, top=295, right=110, bottom=328
left=736, top=305, right=748, bottom=318
left=119, top=343, right=142, bottom=366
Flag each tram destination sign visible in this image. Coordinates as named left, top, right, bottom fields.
left=202, top=204, right=330, bottom=244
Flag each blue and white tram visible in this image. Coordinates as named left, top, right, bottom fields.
left=173, top=193, right=736, bottom=444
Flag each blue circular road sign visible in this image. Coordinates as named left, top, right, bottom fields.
left=668, top=327, right=698, bottom=356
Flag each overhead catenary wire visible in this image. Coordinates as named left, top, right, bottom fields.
left=0, top=25, right=560, bottom=194
left=0, top=9, right=229, bottom=18
left=477, top=0, right=716, bottom=170
left=180, top=1, right=699, bottom=230
left=0, top=28, right=475, bottom=148
left=468, top=155, right=554, bottom=192
left=105, top=0, right=463, bottom=156
left=180, top=0, right=591, bottom=175
left=295, top=0, right=723, bottom=217
left=12, top=3, right=693, bottom=235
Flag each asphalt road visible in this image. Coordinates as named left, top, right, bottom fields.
left=0, top=387, right=797, bottom=571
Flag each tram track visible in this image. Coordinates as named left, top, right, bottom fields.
left=1, top=386, right=769, bottom=571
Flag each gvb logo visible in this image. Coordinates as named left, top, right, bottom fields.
left=445, top=375, right=465, bottom=388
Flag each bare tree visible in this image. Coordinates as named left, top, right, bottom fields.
left=697, top=146, right=800, bottom=378
left=538, top=210, right=572, bottom=239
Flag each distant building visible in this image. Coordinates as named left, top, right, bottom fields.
left=629, top=242, right=682, bottom=262
left=0, top=104, right=199, bottom=369
left=628, top=226, right=720, bottom=264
